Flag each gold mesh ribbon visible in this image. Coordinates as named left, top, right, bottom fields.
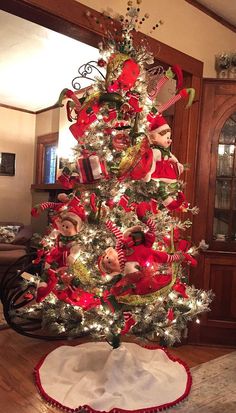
left=116, top=263, right=179, bottom=305
left=72, top=259, right=94, bottom=287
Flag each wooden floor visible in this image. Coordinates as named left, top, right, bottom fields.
left=0, top=328, right=235, bottom=413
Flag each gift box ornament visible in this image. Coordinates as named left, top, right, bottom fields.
left=76, top=152, right=108, bottom=183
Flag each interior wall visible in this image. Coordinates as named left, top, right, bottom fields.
left=35, top=108, right=60, bottom=137
left=0, top=106, right=35, bottom=224
left=78, top=0, right=236, bottom=77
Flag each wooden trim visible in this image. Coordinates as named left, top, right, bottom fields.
left=0, top=87, right=91, bottom=115
left=1, top=0, right=203, bottom=77
left=203, top=78, right=236, bottom=84
left=172, top=73, right=203, bottom=212
left=133, top=32, right=203, bottom=77
left=35, top=104, right=60, bottom=114
left=31, top=183, right=62, bottom=190
left=0, top=0, right=106, bottom=48
left=35, top=87, right=90, bottom=113
left=185, top=0, right=236, bottom=33
left=0, top=102, right=61, bottom=114
left=0, top=103, right=35, bottom=114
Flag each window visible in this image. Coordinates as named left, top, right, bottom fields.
left=35, top=133, right=58, bottom=184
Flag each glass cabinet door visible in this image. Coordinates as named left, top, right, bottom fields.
left=213, top=113, right=236, bottom=242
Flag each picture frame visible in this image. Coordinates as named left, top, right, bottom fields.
left=0, top=152, right=16, bottom=176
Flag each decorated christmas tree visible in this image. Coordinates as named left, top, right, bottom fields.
left=4, top=3, right=215, bottom=412
left=16, top=4, right=213, bottom=350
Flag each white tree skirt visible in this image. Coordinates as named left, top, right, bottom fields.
left=35, top=342, right=192, bottom=413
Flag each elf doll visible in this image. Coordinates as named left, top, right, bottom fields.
left=45, top=206, right=86, bottom=269
left=98, top=217, right=186, bottom=297
left=34, top=196, right=87, bottom=303
left=142, top=113, right=187, bottom=211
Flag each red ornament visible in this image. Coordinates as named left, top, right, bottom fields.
left=57, top=169, right=74, bottom=189
left=121, top=312, right=136, bottom=335
left=23, top=292, right=34, bottom=301
left=172, top=281, right=189, bottom=298
left=112, top=133, right=130, bottom=152
left=97, top=58, right=106, bottom=67
left=105, top=199, right=116, bottom=209
left=126, top=91, right=142, bottom=113
left=107, top=54, right=140, bottom=92
left=69, top=97, right=101, bottom=142
left=167, top=308, right=174, bottom=321
left=103, top=108, right=117, bottom=123
left=36, top=269, right=58, bottom=303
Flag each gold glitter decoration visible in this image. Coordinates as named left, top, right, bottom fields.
left=117, top=141, right=142, bottom=178
left=72, top=260, right=94, bottom=286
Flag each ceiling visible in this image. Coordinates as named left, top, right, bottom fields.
left=0, top=3, right=235, bottom=113
left=0, top=10, right=100, bottom=112
left=189, top=0, right=236, bottom=28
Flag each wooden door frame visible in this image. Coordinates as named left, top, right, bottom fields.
left=188, top=79, right=236, bottom=345
left=0, top=0, right=203, bottom=75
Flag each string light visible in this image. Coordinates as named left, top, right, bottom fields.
left=21, top=0, right=214, bottom=347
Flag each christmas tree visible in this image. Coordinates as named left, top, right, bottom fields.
left=18, top=4, right=212, bottom=350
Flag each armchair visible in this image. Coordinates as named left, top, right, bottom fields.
left=0, top=222, right=33, bottom=282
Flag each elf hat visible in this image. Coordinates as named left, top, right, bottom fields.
left=61, top=195, right=86, bottom=221
left=64, top=203, right=86, bottom=223
left=31, top=201, right=67, bottom=218
left=149, top=114, right=169, bottom=133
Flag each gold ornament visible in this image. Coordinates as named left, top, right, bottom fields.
left=117, top=141, right=142, bottom=178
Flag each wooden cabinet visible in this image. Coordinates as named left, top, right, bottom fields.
left=191, top=79, right=236, bottom=346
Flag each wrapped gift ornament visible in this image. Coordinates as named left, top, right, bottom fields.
left=76, top=152, right=108, bottom=184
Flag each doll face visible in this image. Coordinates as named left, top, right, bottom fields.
left=100, top=247, right=121, bottom=275
left=60, top=218, right=82, bottom=237
left=149, top=128, right=172, bottom=148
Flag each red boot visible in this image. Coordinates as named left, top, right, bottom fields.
left=36, top=269, right=58, bottom=303
left=164, top=192, right=187, bottom=211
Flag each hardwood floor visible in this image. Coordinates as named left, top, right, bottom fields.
left=0, top=328, right=235, bottom=413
